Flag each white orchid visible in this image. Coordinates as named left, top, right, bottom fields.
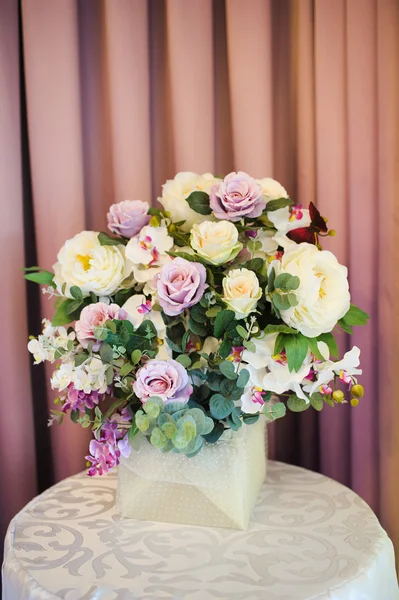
left=125, top=225, right=173, bottom=294
left=304, top=346, right=362, bottom=397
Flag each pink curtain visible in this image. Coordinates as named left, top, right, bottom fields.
left=1, top=0, right=398, bottom=558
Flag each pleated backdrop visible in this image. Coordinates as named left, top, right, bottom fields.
left=1, top=0, right=398, bottom=561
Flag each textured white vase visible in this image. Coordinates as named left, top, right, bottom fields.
left=116, top=418, right=267, bottom=529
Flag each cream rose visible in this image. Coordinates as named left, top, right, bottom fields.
left=257, top=177, right=288, bottom=201
left=159, top=172, right=220, bottom=232
left=53, top=231, right=130, bottom=297
left=268, top=242, right=350, bottom=337
left=190, top=220, right=242, bottom=265
left=222, top=268, right=262, bottom=319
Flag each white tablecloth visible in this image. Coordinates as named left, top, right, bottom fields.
left=2, top=461, right=398, bottom=600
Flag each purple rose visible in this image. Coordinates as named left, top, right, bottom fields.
left=107, top=200, right=150, bottom=238
left=209, top=171, right=265, bottom=221
left=154, top=257, right=207, bottom=316
left=133, top=359, right=193, bottom=404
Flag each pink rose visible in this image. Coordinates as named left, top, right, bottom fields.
left=133, top=359, right=193, bottom=404
left=154, top=257, right=207, bottom=316
left=209, top=171, right=265, bottom=221
left=107, top=200, right=150, bottom=238
left=76, top=302, right=129, bottom=350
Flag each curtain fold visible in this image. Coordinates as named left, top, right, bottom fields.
left=1, top=0, right=398, bottom=563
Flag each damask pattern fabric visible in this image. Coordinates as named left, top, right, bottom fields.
left=3, top=462, right=399, bottom=600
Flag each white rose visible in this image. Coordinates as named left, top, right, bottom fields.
left=190, top=220, right=242, bottom=265
left=159, top=172, right=220, bottom=232
left=268, top=206, right=311, bottom=234
left=240, top=333, right=312, bottom=413
left=257, top=177, right=288, bottom=201
left=268, top=243, right=350, bottom=337
left=125, top=225, right=173, bottom=294
left=53, top=231, right=130, bottom=297
left=222, top=268, right=262, bottom=319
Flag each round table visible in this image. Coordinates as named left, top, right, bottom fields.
left=2, top=461, right=398, bottom=600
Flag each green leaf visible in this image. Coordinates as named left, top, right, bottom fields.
left=105, top=319, right=117, bottom=334
left=243, top=339, right=256, bottom=352
left=202, top=417, right=215, bottom=435
left=188, top=317, right=208, bottom=337
left=219, top=338, right=232, bottom=359
left=264, top=324, right=298, bottom=335
left=220, top=379, right=242, bottom=400
left=317, top=332, right=339, bottom=358
left=268, top=267, right=276, bottom=293
left=274, top=273, right=300, bottom=291
left=242, top=414, right=260, bottom=425
left=181, top=330, right=191, bottom=352
left=214, top=310, right=235, bottom=339
left=131, top=349, right=142, bottom=364
left=24, top=270, right=54, bottom=285
left=66, top=299, right=82, bottom=315
left=185, top=190, right=212, bottom=215
left=176, top=354, right=192, bottom=368
left=205, top=305, right=222, bottom=318
left=207, top=372, right=223, bottom=391
left=219, top=360, right=237, bottom=379
left=190, top=304, right=208, bottom=323
left=203, top=422, right=225, bottom=443
left=98, top=232, right=121, bottom=246
left=273, top=293, right=291, bottom=311
left=236, top=368, right=250, bottom=388
left=209, top=394, right=234, bottom=419
left=165, top=336, right=182, bottom=353
left=74, top=353, right=88, bottom=367
left=119, top=363, right=134, bottom=377
left=273, top=333, right=285, bottom=355
left=310, top=393, right=324, bottom=411
left=287, top=395, right=309, bottom=412
left=186, top=408, right=206, bottom=434
left=167, top=250, right=209, bottom=267
left=52, top=299, right=76, bottom=326
left=70, top=286, right=83, bottom=301
left=287, top=293, right=298, bottom=306
left=283, top=333, right=309, bottom=372
left=307, top=337, right=325, bottom=361
left=236, top=324, right=248, bottom=339
left=99, top=342, right=113, bottom=364
left=341, top=303, right=370, bottom=326
left=265, top=197, right=293, bottom=212
left=263, top=401, right=287, bottom=421
left=70, top=409, right=79, bottom=423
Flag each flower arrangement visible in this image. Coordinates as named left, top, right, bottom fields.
left=26, top=171, right=368, bottom=476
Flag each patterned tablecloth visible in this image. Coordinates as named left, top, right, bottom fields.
left=2, top=461, right=398, bottom=600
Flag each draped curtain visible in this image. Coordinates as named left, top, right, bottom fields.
left=1, top=0, right=398, bottom=560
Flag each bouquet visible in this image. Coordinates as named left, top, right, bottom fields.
left=26, top=171, right=368, bottom=476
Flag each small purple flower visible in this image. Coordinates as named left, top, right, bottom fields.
left=133, top=359, right=193, bottom=404
left=154, top=257, right=207, bottom=316
left=107, top=200, right=150, bottom=238
left=62, top=385, right=105, bottom=413
left=210, top=171, right=265, bottom=221
left=86, top=439, right=120, bottom=476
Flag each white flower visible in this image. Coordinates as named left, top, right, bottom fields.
left=53, top=231, right=130, bottom=297
left=28, top=338, right=53, bottom=365
left=268, top=243, right=350, bottom=338
left=241, top=333, right=311, bottom=413
left=256, top=229, right=279, bottom=257
left=28, top=320, right=75, bottom=364
left=159, top=172, right=220, bottom=232
left=268, top=206, right=311, bottom=235
left=257, top=177, right=288, bottom=201
left=304, top=346, right=362, bottom=396
left=190, top=220, right=242, bottom=265
left=222, top=268, right=262, bottom=319
left=51, top=363, right=74, bottom=391
left=122, top=294, right=166, bottom=339
left=125, top=225, right=173, bottom=294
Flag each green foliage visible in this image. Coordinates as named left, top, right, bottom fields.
left=274, top=273, right=300, bottom=291
left=176, top=354, right=192, bottom=368
left=98, top=232, right=121, bottom=246
left=287, top=395, right=309, bottom=412
left=264, top=324, right=298, bottom=335
left=188, top=317, right=208, bottom=337
left=185, top=191, right=212, bottom=215
left=213, top=309, right=235, bottom=339
left=52, top=299, right=83, bottom=326
left=236, top=368, right=250, bottom=388
left=24, top=269, right=54, bottom=286
left=263, top=401, right=286, bottom=420
left=219, top=360, right=237, bottom=379
left=209, top=393, right=234, bottom=419
left=275, top=333, right=309, bottom=372
left=138, top=397, right=216, bottom=457
left=265, top=197, right=293, bottom=212
left=310, top=393, right=324, bottom=411
left=338, top=303, right=370, bottom=334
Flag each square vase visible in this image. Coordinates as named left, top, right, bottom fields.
left=116, top=418, right=267, bottom=529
